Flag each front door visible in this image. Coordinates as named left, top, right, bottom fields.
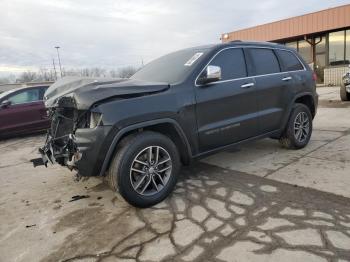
left=0, top=88, right=45, bottom=136
left=194, top=48, right=259, bottom=152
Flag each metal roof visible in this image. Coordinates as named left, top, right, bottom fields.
left=222, top=4, right=350, bottom=42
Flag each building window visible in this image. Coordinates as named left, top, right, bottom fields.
left=315, top=36, right=326, bottom=54
left=298, top=40, right=312, bottom=64
left=329, top=30, right=345, bottom=65
left=285, top=41, right=297, bottom=51
left=346, top=30, right=350, bottom=64
left=315, top=35, right=326, bottom=83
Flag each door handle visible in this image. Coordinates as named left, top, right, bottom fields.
left=282, top=76, right=292, bottom=81
left=241, top=83, right=255, bottom=88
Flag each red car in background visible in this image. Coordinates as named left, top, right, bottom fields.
left=0, top=85, right=50, bottom=138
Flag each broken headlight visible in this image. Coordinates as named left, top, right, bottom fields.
left=89, top=112, right=103, bottom=128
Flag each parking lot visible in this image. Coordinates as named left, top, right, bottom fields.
left=1, top=86, right=350, bottom=262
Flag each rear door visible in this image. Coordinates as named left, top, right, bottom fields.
left=246, top=48, right=291, bottom=133
left=194, top=48, right=259, bottom=152
left=275, top=49, right=307, bottom=94
left=0, top=88, right=45, bottom=135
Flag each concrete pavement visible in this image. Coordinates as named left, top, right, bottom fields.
left=203, top=87, right=350, bottom=198
left=1, top=86, right=350, bottom=262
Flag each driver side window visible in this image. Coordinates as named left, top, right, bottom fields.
left=8, top=89, right=40, bottom=105
left=209, top=48, right=247, bottom=81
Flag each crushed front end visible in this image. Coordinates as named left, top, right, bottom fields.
left=37, top=95, right=112, bottom=178
left=39, top=96, right=87, bottom=170
left=33, top=76, right=169, bottom=177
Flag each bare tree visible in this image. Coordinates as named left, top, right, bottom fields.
left=109, top=69, right=119, bottom=78
left=4, top=65, right=140, bottom=84
left=16, top=71, right=38, bottom=83
left=38, top=68, right=55, bottom=81
left=117, top=66, right=138, bottom=78
left=63, top=66, right=137, bottom=78
left=90, top=67, right=106, bottom=77
left=0, top=78, right=9, bottom=84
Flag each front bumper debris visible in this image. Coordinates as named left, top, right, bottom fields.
left=33, top=96, right=112, bottom=177
left=32, top=104, right=86, bottom=169
left=34, top=133, right=82, bottom=169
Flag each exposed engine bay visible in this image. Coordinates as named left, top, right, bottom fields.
left=39, top=107, right=83, bottom=169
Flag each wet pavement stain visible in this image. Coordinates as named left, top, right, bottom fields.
left=39, top=163, right=350, bottom=262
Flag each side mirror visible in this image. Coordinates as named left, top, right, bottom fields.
left=198, top=65, right=222, bottom=85
left=1, top=100, right=11, bottom=109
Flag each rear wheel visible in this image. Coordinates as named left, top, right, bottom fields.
left=106, top=131, right=180, bottom=208
left=340, top=83, right=350, bottom=101
left=279, top=103, right=312, bottom=149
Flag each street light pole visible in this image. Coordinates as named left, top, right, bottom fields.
left=54, top=46, right=63, bottom=77
left=52, top=58, right=57, bottom=80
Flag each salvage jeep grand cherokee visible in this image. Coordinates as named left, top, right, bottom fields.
left=38, top=41, right=318, bottom=207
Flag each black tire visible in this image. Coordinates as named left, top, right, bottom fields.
left=340, top=83, right=350, bottom=101
left=279, top=103, right=313, bottom=149
left=106, top=131, right=180, bottom=208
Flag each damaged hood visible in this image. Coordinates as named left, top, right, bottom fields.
left=44, top=76, right=170, bottom=110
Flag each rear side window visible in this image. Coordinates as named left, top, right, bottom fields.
left=276, top=50, right=304, bottom=71
left=209, top=48, right=247, bottom=80
left=248, top=48, right=280, bottom=76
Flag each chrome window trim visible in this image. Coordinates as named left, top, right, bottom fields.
left=194, top=46, right=307, bottom=87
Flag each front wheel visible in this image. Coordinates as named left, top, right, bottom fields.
left=340, top=83, right=350, bottom=101
left=279, top=103, right=313, bottom=149
left=107, top=131, right=180, bottom=208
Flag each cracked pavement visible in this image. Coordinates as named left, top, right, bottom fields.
left=1, top=87, right=350, bottom=262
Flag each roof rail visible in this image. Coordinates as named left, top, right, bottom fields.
left=229, top=40, right=242, bottom=43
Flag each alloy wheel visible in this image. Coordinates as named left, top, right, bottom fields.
left=294, top=112, right=310, bottom=143
left=129, top=146, right=172, bottom=196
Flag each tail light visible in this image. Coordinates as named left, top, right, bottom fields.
left=312, top=72, right=317, bottom=82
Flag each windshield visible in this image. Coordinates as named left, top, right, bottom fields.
left=131, top=47, right=211, bottom=84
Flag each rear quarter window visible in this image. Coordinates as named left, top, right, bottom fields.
left=276, top=50, right=304, bottom=71
left=248, top=48, right=281, bottom=76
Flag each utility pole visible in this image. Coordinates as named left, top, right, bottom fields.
left=54, top=46, right=63, bottom=77
left=52, top=58, right=58, bottom=80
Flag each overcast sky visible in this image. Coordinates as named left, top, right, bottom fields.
left=1, top=0, right=349, bottom=75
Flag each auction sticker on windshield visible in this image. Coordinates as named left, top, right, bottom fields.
left=184, top=52, right=203, bottom=66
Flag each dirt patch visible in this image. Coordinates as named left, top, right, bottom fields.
left=88, top=182, right=110, bottom=192
left=43, top=207, right=144, bottom=262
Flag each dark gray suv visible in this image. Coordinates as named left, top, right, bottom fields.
left=37, top=41, right=318, bottom=207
